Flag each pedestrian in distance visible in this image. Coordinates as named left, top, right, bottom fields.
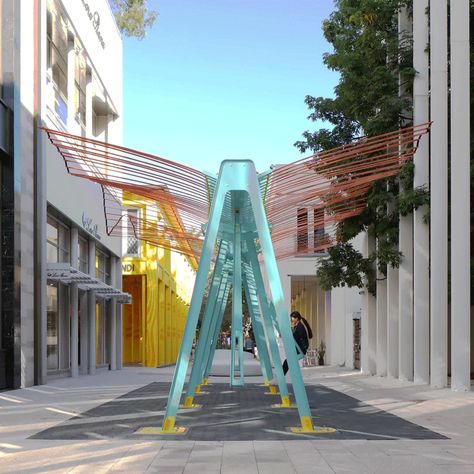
left=282, top=311, right=313, bottom=375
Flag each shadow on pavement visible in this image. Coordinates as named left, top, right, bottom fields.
left=31, top=382, right=447, bottom=441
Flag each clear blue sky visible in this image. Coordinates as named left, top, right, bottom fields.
left=121, top=0, right=338, bottom=173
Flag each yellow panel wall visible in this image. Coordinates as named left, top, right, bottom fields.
left=145, top=245, right=158, bottom=367
left=121, top=197, right=196, bottom=368
left=158, top=278, right=166, bottom=365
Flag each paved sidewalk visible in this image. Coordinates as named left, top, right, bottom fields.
left=1, top=365, right=474, bottom=473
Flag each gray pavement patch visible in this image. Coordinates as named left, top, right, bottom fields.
left=30, top=382, right=448, bottom=441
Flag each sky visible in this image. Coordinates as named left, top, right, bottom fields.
left=121, top=0, right=338, bottom=173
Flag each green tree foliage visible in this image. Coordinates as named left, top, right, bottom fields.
left=295, top=0, right=429, bottom=295
left=109, top=0, right=157, bottom=39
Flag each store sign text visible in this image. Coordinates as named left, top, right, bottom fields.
left=122, top=263, right=135, bottom=273
left=81, top=0, right=106, bottom=49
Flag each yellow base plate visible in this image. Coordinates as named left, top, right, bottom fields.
left=179, top=404, right=202, bottom=409
left=289, top=426, right=337, bottom=434
left=135, top=426, right=187, bottom=435
left=271, top=403, right=298, bottom=409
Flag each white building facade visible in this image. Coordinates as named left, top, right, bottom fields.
left=277, top=1, right=472, bottom=391
left=0, top=0, right=127, bottom=389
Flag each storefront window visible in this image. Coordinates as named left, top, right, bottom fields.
left=95, top=301, right=109, bottom=367
left=47, top=214, right=70, bottom=263
left=47, top=284, right=59, bottom=371
left=78, top=236, right=88, bottom=273
left=96, top=248, right=111, bottom=284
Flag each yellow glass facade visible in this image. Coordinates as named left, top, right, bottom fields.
left=121, top=197, right=196, bottom=367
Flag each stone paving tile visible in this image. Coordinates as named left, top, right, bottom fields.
left=219, top=466, right=259, bottom=474
left=257, top=461, right=297, bottom=473
left=319, top=452, right=372, bottom=473
left=361, top=456, right=448, bottom=474
left=183, top=463, right=221, bottom=473
left=1, top=365, right=473, bottom=473
left=107, top=442, right=164, bottom=471
left=146, top=467, right=185, bottom=474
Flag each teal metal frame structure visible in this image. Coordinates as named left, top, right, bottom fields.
left=159, top=160, right=325, bottom=434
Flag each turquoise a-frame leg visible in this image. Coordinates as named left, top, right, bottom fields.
left=159, top=165, right=229, bottom=433
left=160, top=160, right=320, bottom=434
left=230, top=205, right=244, bottom=387
left=244, top=240, right=291, bottom=402
left=242, top=268, right=273, bottom=382
left=203, top=279, right=231, bottom=381
left=182, top=242, right=229, bottom=407
left=243, top=169, right=321, bottom=431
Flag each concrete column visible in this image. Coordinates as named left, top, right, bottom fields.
left=310, top=284, right=317, bottom=348
left=34, top=0, right=48, bottom=387
left=397, top=0, right=414, bottom=384
left=70, top=227, right=78, bottom=268
left=330, top=287, right=345, bottom=366
left=324, top=291, right=331, bottom=364
left=115, top=258, right=123, bottom=370
left=413, top=0, right=430, bottom=385
left=376, top=274, right=387, bottom=376
left=387, top=266, right=399, bottom=378
left=88, top=239, right=96, bottom=374
left=398, top=212, right=414, bottom=382
left=450, top=1, right=470, bottom=392
left=109, top=257, right=117, bottom=370
left=116, top=304, right=123, bottom=370
left=361, top=233, right=376, bottom=375
left=70, top=283, right=79, bottom=377
left=79, top=290, right=88, bottom=374
left=430, top=0, right=448, bottom=388
left=69, top=228, right=79, bottom=377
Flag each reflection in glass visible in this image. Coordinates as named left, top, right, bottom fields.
left=47, top=284, right=58, bottom=370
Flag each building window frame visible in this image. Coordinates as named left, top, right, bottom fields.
left=96, top=247, right=111, bottom=284
left=78, top=235, right=88, bottom=273
left=47, top=214, right=70, bottom=263
left=46, top=1, right=69, bottom=126
left=123, top=208, right=141, bottom=257
left=74, top=41, right=87, bottom=132
left=296, top=208, right=308, bottom=253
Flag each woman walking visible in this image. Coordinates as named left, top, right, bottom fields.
left=282, top=311, right=312, bottom=375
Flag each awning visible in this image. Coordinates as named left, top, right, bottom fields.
left=46, top=263, right=131, bottom=304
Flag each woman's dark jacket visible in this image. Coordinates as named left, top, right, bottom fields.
left=292, top=321, right=309, bottom=355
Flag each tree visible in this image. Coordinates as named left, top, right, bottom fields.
left=109, top=0, right=158, bottom=39
left=295, top=0, right=428, bottom=295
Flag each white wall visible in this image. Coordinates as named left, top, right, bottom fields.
left=329, top=286, right=361, bottom=367
left=18, top=0, right=36, bottom=387
left=44, top=0, right=122, bottom=257
left=46, top=139, right=121, bottom=256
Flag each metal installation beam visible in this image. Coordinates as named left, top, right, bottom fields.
left=155, top=160, right=333, bottom=434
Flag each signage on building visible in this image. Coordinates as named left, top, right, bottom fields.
left=81, top=0, right=106, bottom=49
left=82, top=212, right=102, bottom=240
left=47, top=270, right=69, bottom=280
left=122, top=263, right=135, bottom=273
